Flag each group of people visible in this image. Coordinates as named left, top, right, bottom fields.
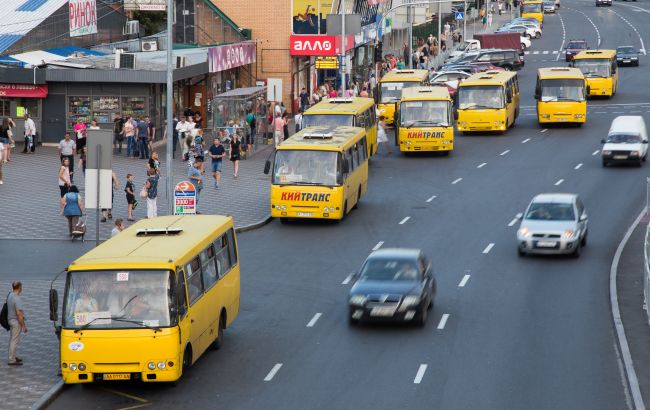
left=0, top=114, right=38, bottom=186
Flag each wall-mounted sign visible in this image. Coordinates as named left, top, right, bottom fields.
left=315, top=57, right=339, bottom=69
left=69, top=0, right=98, bottom=38
left=0, top=84, right=48, bottom=98
left=123, top=0, right=166, bottom=11
left=208, top=42, right=256, bottom=73
left=290, top=35, right=354, bottom=56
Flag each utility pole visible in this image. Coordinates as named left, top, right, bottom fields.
left=463, top=0, right=467, bottom=41
left=340, top=0, right=346, bottom=92
left=165, top=0, right=174, bottom=214
left=437, top=0, right=442, bottom=56
left=407, top=3, right=413, bottom=69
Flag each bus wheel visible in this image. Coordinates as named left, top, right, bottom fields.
left=182, top=346, right=192, bottom=371
left=353, top=188, right=361, bottom=209
left=342, top=201, right=348, bottom=220
left=280, top=217, right=289, bottom=224
left=211, top=315, right=225, bottom=350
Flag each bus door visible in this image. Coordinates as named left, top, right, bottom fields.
left=176, top=268, right=191, bottom=365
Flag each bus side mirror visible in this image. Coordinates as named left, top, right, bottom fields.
left=49, top=289, right=58, bottom=322
left=534, top=92, right=540, bottom=100
left=264, top=160, right=271, bottom=175
left=600, top=139, right=606, bottom=144
left=586, top=86, right=590, bottom=94
left=342, top=159, right=350, bottom=174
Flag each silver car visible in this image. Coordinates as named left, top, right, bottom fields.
left=517, top=193, right=588, bottom=257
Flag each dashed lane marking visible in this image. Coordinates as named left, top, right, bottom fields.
left=593, top=150, right=600, bottom=156
left=414, top=364, right=428, bottom=384
left=477, top=162, right=487, bottom=168
left=342, top=273, right=354, bottom=285
left=426, top=195, right=436, bottom=203
left=508, top=218, right=519, bottom=227
left=541, top=129, right=548, bottom=133
left=264, top=363, right=283, bottom=381
left=555, top=179, right=564, bottom=186
left=522, top=138, right=531, bottom=143
left=575, top=163, right=583, bottom=170
left=500, top=150, right=510, bottom=156
left=609, top=8, right=646, bottom=55
left=459, top=274, right=470, bottom=287
left=437, top=314, right=450, bottom=330
left=372, top=241, right=384, bottom=251
left=543, top=50, right=549, bottom=54
left=483, top=243, right=495, bottom=254
left=556, top=12, right=566, bottom=61
left=306, top=313, right=322, bottom=327
left=451, top=178, right=463, bottom=185
left=399, top=216, right=411, bottom=225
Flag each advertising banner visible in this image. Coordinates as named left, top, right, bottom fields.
left=69, top=0, right=98, bottom=37
left=123, top=0, right=167, bottom=11
left=0, top=84, right=48, bottom=98
left=208, top=43, right=256, bottom=73
left=292, top=0, right=334, bottom=35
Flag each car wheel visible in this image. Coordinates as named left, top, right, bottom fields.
left=602, top=160, right=608, bottom=167
left=637, top=160, right=643, bottom=167
left=210, top=315, right=225, bottom=350
left=576, top=122, right=583, bottom=128
left=518, top=247, right=526, bottom=257
left=417, top=305, right=428, bottom=326
left=353, top=187, right=361, bottom=209
left=535, top=32, right=541, bottom=39
left=348, top=314, right=359, bottom=326
left=581, top=230, right=588, bottom=247
left=643, top=152, right=647, bottom=162
left=571, top=242, right=582, bottom=258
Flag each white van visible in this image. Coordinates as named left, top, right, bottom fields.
left=602, top=116, right=648, bottom=167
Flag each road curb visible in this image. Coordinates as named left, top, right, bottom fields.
left=29, top=380, right=64, bottom=410
left=235, top=214, right=272, bottom=233
left=611, top=208, right=646, bottom=410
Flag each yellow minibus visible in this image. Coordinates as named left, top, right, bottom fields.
left=572, top=50, right=618, bottom=98
left=457, top=70, right=520, bottom=133
left=395, top=86, right=454, bottom=153
left=265, top=125, right=369, bottom=222
left=535, top=67, right=587, bottom=126
left=520, top=0, right=544, bottom=23
left=377, top=69, right=429, bottom=125
left=302, top=97, right=377, bottom=156
left=51, top=215, right=240, bottom=384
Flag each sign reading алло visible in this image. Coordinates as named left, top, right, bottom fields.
left=69, top=0, right=98, bottom=37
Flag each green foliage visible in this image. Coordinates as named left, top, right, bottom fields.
left=132, top=11, right=167, bottom=36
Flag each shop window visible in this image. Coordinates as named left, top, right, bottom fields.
left=0, top=101, right=9, bottom=117
left=68, top=96, right=91, bottom=129
left=16, top=98, right=39, bottom=119
left=92, top=97, right=120, bottom=124
left=121, top=97, right=146, bottom=119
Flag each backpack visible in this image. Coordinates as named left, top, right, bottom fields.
left=0, top=293, right=10, bottom=331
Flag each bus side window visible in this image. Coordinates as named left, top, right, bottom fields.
left=227, top=229, right=238, bottom=266
left=201, top=245, right=218, bottom=291
left=359, top=137, right=368, bottom=161
left=344, top=149, right=354, bottom=174
left=186, top=257, right=204, bottom=305
left=176, top=269, right=188, bottom=319
left=352, top=144, right=360, bottom=169
left=215, top=235, right=232, bottom=279
left=369, top=107, right=376, bottom=125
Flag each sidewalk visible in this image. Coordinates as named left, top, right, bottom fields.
left=0, top=140, right=273, bottom=241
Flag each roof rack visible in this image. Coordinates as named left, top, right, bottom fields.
left=136, top=228, right=183, bottom=236
left=303, top=132, right=334, bottom=139
left=328, top=98, right=354, bottom=103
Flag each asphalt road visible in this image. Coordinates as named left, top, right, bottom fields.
left=43, top=2, right=650, bottom=409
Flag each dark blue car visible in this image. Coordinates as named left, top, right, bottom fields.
left=616, top=46, right=639, bottom=67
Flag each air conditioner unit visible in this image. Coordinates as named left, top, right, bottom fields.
left=123, top=20, right=140, bottom=36
left=176, top=56, right=187, bottom=68
left=141, top=40, right=158, bottom=52
left=115, top=53, right=136, bottom=69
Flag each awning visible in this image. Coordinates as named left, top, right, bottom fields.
left=0, top=83, right=48, bottom=98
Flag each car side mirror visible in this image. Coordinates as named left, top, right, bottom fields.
left=49, top=289, right=58, bottom=322
left=342, top=158, right=350, bottom=174
left=580, top=213, right=588, bottom=222
left=643, top=140, right=649, bottom=144
left=601, top=139, right=606, bottom=144
left=263, top=159, right=271, bottom=175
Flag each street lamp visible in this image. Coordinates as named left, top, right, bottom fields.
left=165, top=0, right=174, bottom=214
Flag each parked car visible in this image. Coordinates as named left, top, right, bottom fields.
left=616, top=46, right=639, bottom=66
left=429, top=70, right=472, bottom=98
left=469, top=49, right=525, bottom=71
left=348, top=248, right=437, bottom=326
left=596, top=0, right=612, bottom=6
left=521, top=36, right=532, bottom=50
left=498, top=24, right=540, bottom=39
left=543, top=0, right=556, bottom=12
left=467, top=62, right=505, bottom=72
left=517, top=193, right=588, bottom=257
left=512, top=17, right=543, bottom=29
left=565, top=39, right=588, bottom=61
left=436, top=64, right=482, bottom=74
left=601, top=116, right=648, bottom=167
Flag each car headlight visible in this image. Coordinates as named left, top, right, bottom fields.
left=518, top=227, right=530, bottom=238
left=148, top=362, right=156, bottom=370
left=630, top=151, right=640, bottom=157
left=349, top=295, right=367, bottom=306
left=158, top=361, right=166, bottom=370
left=69, top=363, right=77, bottom=371
left=562, top=229, right=576, bottom=239
left=632, top=57, right=638, bottom=60
left=602, top=150, right=611, bottom=155
left=402, top=295, right=421, bottom=307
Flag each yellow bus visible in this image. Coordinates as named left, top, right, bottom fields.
left=520, top=0, right=544, bottom=23
left=535, top=67, right=587, bottom=126
left=395, top=86, right=454, bottom=153
left=51, top=215, right=240, bottom=384
left=572, top=50, right=618, bottom=98
left=302, top=97, right=377, bottom=156
left=264, top=125, right=368, bottom=222
left=377, top=69, right=430, bottom=125
left=457, top=70, right=520, bottom=133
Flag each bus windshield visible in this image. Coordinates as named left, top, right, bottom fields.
left=458, top=86, right=505, bottom=109
left=540, top=79, right=585, bottom=102
left=574, top=59, right=611, bottom=78
left=380, top=82, right=420, bottom=104
left=521, top=3, right=542, bottom=13
left=400, top=100, right=450, bottom=126
left=302, top=114, right=353, bottom=128
left=63, top=270, right=173, bottom=329
left=273, top=150, right=341, bottom=186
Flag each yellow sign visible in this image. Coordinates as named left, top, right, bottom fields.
left=316, top=57, right=339, bottom=69
left=292, top=0, right=334, bottom=34
left=16, top=107, right=25, bottom=117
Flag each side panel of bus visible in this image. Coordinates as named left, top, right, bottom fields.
left=354, top=106, right=378, bottom=156
left=342, top=137, right=369, bottom=214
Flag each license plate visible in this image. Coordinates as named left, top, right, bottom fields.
left=371, top=307, right=396, bottom=317
left=613, top=155, right=627, bottom=159
left=556, top=117, right=567, bottom=121
left=623, top=60, right=631, bottom=63
left=103, top=373, right=131, bottom=380
left=537, top=241, right=557, bottom=248
left=296, top=212, right=312, bottom=217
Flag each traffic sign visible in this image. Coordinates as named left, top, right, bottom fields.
left=454, top=11, right=464, bottom=20
left=174, top=181, right=197, bottom=215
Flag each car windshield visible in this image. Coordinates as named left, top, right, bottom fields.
left=525, top=202, right=576, bottom=221
left=302, top=114, right=353, bottom=128
left=273, top=149, right=340, bottom=186
left=359, top=258, right=421, bottom=281
left=400, top=100, right=449, bottom=126
left=521, top=3, right=542, bottom=12
left=567, top=42, right=586, bottom=50
left=574, top=59, right=611, bottom=78
left=458, top=86, right=505, bottom=109
left=540, top=79, right=585, bottom=102
left=606, top=133, right=642, bottom=144
left=380, top=82, right=420, bottom=103
left=63, top=270, right=173, bottom=329
left=617, top=47, right=636, bottom=54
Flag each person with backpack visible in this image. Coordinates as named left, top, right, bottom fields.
left=6, top=281, right=27, bottom=365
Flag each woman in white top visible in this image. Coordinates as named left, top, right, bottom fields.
left=377, top=116, right=391, bottom=155
left=58, top=157, right=71, bottom=197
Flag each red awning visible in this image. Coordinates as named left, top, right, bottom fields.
left=0, top=83, right=48, bottom=98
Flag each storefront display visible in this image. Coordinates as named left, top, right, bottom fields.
left=68, top=96, right=91, bottom=129
left=122, top=97, right=146, bottom=119
left=92, top=96, right=120, bottom=124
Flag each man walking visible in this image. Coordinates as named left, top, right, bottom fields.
left=188, top=157, right=204, bottom=211
left=208, top=138, right=225, bottom=188
left=23, top=114, right=36, bottom=153
left=123, top=115, right=136, bottom=157
left=7, top=281, right=27, bottom=366
left=58, top=133, right=76, bottom=182
left=299, top=87, right=309, bottom=112
left=113, top=113, right=124, bottom=154
left=136, top=117, right=150, bottom=159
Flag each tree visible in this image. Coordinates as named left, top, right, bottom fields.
left=132, top=11, right=166, bottom=36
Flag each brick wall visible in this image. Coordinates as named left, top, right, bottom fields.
left=212, top=0, right=294, bottom=111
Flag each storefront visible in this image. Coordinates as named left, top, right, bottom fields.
left=0, top=68, right=49, bottom=142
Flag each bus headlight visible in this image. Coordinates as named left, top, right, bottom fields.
left=78, top=363, right=86, bottom=371
left=494, top=121, right=504, bottom=125
left=275, top=205, right=286, bottom=211
left=69, top=363, right=77, bottom=371
left=459, top=122, right=468, bottom=127
left=541, top=114, right=550, bottom=119
left=158, top=361, right=166, bottom=370
left=148, top=362, right=156, bottom=370
left=442, top=140, right=451, bottom=145
left=574, top=114, right=584, bottom=118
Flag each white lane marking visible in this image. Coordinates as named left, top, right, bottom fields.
left=451, top=178, right=463, bottom=185
left=567, top=7, right=600, bottom=47
left=341, top=273, right=354, bottom=285
left=477, top=162, right=487, bottom=168
left=540, top=129, right=548, bottom=133
left=613, top=112, right=624, bottom=114
left=306, top=313, right=322, bottom=327
left=552, top=50, right=558, bottom=54
left=426, top=195, right=436, bottom=203
left=533, top=50, right=539, bottom=55
left=525, top=51, right=530, bottom=55
left=594, top=111, right=607, bottom=114
left=264, top=363, right=283, bottom=381
left=437, top=314, right=450, bottom=330
left=543, top=50, right=549, bottom=54
left=555, top=179, right=564, bottom=186
left=399, top=216, right=410, bottom=225
left=608, top=9, right=646, bottom=55
left=458, top=274, right=470, bottom=287
left=522, top=138, right=531, bottom=143
left=525, top=113, right=535, bottom=116
left=500, top=150, right=510, bottom=156
left=482, top=243, right=495, bottom=254
left=574, top=163, right=583, bottom=170
left=508, top=218, right=519, bottom=227
left=414, top=364, right=428, bottom=384
left=372, top=241, right=384, bottom=251
left=592, top=150, right=600, bottom=156
left=556, top=12, right=566, bottom=61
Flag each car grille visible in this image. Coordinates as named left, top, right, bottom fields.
left=532, top=233, right=561, bottom=238
left=366, top=294, right=402, bottom=308
left=610, top=150, right=631, bottom=156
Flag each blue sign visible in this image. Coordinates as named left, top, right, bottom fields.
left=454, top=11, right=465, bottom=21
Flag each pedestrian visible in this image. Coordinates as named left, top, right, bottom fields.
left=444, top=21, right=451, bottom=35
left=188, top=115, right=197, bottom=138
left=208, top=138, right=225, bottom=189
left=148, top=151, right=160, bottom=175
left=100, top=172, right=119, bottom=223
left=188, top=157, right=204, bottom=209
left=7, top=281, right=27, bottom=366
left=146, top=116, right=155, bottom=154
left=184, top=106, right=194, bottom=119
left=144, top=168, right=159, bottom=219
left=73, top=119, right=86, bottom=155
left=245, top=109, right=256, bottom=153
left=230, top=134, right=241, bottom=178
left=58, top=157, right=71, bottom=198
left=488, top=12, right=493, bottom=27
left=0, top=119, right=11, bottom=164
left=171, top=114, right=179, bottom=158
left=125, top=173, right=136, bottom=221
left=60, top=185, right=84, bottom=236
left=175, top=116, right=192, bottom=159
left=377, top=116, right=392, bottom=154
left=88, top=119, right=100, bottom=130
left=294, top=109, right=303, bottom=133
left=360, top=87, right=369, bottom=98
left=136, top=117, right=150, bottom=159
left=58, top=133, right=75, bottom=183
left=22, top=114, right=36, bottom=154
left=113, top=113, right=124, bottom=154
left=299, top=87, right=309, bottom=112
left=282, top=112, right=290, bottom=141
left=123, top=115, right=136, bottom=157
left=0, top=140, right=4, bottom=185
left=79, top=146, right=87, bottom=177
left=111, top=218, right=125, bottom=237
left=498, top=0, right=503, bottom=15
left=194, top=113, right=203, bottom=129
left=273, top=113, right=285, bottom=146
